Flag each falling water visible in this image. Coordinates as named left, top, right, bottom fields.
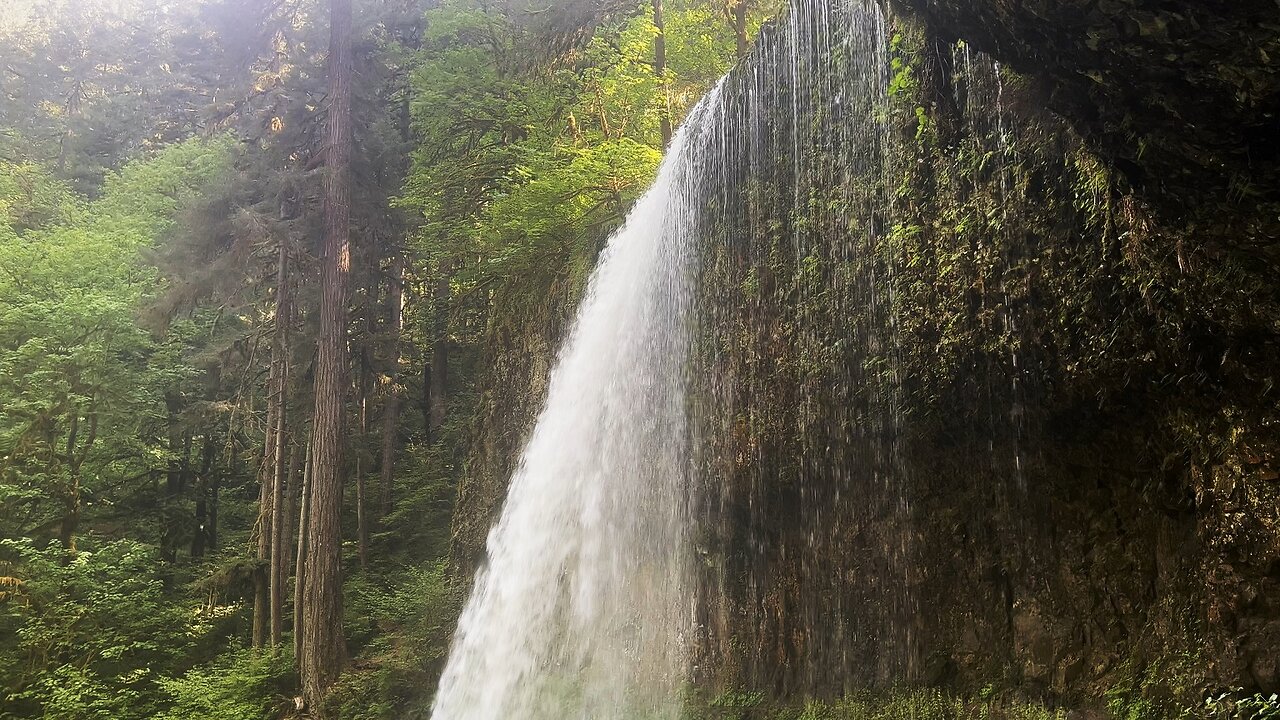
left=433, top=0, right=909, bottom=715
left=688, top=0, right=908, bottom=694
left=429, top=86, right=725, bottom=720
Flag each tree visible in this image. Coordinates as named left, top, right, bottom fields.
left=0, top=0, right=775, bottom=715
left=726, top=0, right=750, bottom=58
left=253, top=234, right=292, bottom=648
left=653, top=0, right=672, bottom=146
left=379, top=251, right=405, bottom=518
left=299, top=0, right=353, bottom=708
left=0, top=139, right=233, bottom=551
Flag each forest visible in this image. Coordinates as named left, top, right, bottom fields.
left=0, top=0, right=772, bottom=716
left=2, top=0, right=1278, bottom=719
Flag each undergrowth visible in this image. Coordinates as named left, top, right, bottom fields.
left=687, top=688, right=1067, bottom=720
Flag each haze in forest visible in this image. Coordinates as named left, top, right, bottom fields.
left=0, top=0, right=771, bottom=715
left=3, top=0, right=1279, bottom=718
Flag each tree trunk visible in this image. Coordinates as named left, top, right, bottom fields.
left=652, top=0, right=672, bottom=146
left=731, top=0, right=749, bottom=59
left=253, top=385, right=278, bottom=647
left=356, top=374, right=369, bottom=571
left=379, top=253, right=404, bottom=518
left=209, top=471, right=219, bottom=551
left=301, top=0, right=353, bottom=707
left=59, top=412, right=80, bottom=552
left=269, top=427, right=294, bottom=647
left=269, top=239, right=292, bottom=648
left=294, top=433, right=313, bottom=664
left=427, top=262, right=449, bottom=441
left=161, top=394, right=190, bottom=568
left=355, top=265, right=376, bottom=571
left=59, top=401, right=98, bottom=554
left=192, top=433, right=216, bottom=559
left=254, top=239, right=290, bottom=649
left=282, top=437, right=302, bottom=588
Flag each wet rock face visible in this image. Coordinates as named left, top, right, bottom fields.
left=448, top=272, right=587, bottom=578
left=451, top=0, right=1280, bottom=711
left=688, top=1, right=1280, bottom=707
left=897, top=0, right=1280, bottom=245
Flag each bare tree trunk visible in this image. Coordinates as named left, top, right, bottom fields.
left=652, top=0, right=672, bottom=146
left=254, top=238, right=290, bottom=649
left=253, top=382, right=278, bottom=648
left=379, top=253, right=404, bottom=518
left=293, top=433, right=312, bottom=664
left=58, top=403, right=97, bottom=553
left=161, top=394, right=191, bottom=569
left=268, top=359, right=289, bottom=646
left=270, top=428, right=296, bottom=647
left=269, top=241, right=293, bottom=648
left=354, top=260, right=376, bottom=571
left=427, top=262, right=449, bottom=441
left=282, top=437, right=302, bottom=583
left=731, top=0, right=749, bottom=59
left=192, top=433, right=215, bottom=558
left=267, top=417, right=288, bottom=647
left=355, top=351, right=369, bottom=572
left=301, top=0, right=353, bottom=707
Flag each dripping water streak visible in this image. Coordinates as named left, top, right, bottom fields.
left=432, top=0, right=918, bottom=712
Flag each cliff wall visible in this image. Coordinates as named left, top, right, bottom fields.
left=448, top=2, right=1280, bottom=713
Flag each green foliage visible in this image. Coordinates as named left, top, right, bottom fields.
left=1206, top=691, right=1280, bottom=720
left=0, top=138, right=233, bottom=545
left=0, top=0, right=219, bottom=194
left=326, top=563, right=462, bottom=719
left=155, top=647, right=295, bottom=720
left=473, top=137, right=661, bottom=288
left=1103, top=653, right=1204, bottom=720
left=704, top=687, right=766, bottom=718
left=0, top=162, right=77, bottom=235
left=400, top=0, right=764, bottom=298
left=886, top=34, right=918, bottom=99
left=686, top=689, right=1066, bottom=720
left=0, top=538, right=203, bottom=719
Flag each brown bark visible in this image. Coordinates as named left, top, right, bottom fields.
left=161, top=394, right=191, bottom=567
left=269, top=428, right=295, bottom=647
left=730, top=0, right=749, bottom=59
left=293, top=433, right=312, bottom=664
left=379, top=253, right=405, bottom=518
left=269, top=240, right=292, bottom=648
left=652, top=0, right=672, bottom=147
left=427, top=263, right=449, bottom=441
left=254, top=239, right=290, bottom=649
left=282, top=438, right=302, bottom=583
left=191, top=433, right=216, bottom=558
left=252, top=391, right=277, bottom=647
left=354, top=261, right=377, bottom=571
left=301, top=0, right=353, bottom=706
left=58, top=403, right=97, bottom=553
left=355, top=346, right=370, bottom=571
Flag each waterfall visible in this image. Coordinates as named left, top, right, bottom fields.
left=429, top=84, right=724, bottom=720
left=689, top=0, right=906, bottom=692
left=432, top=0, right=904, bottom=715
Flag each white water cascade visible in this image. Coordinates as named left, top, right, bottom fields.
left=428, top=87, right=725, bottom=720
left=431, top=0, right=901, bottom=712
